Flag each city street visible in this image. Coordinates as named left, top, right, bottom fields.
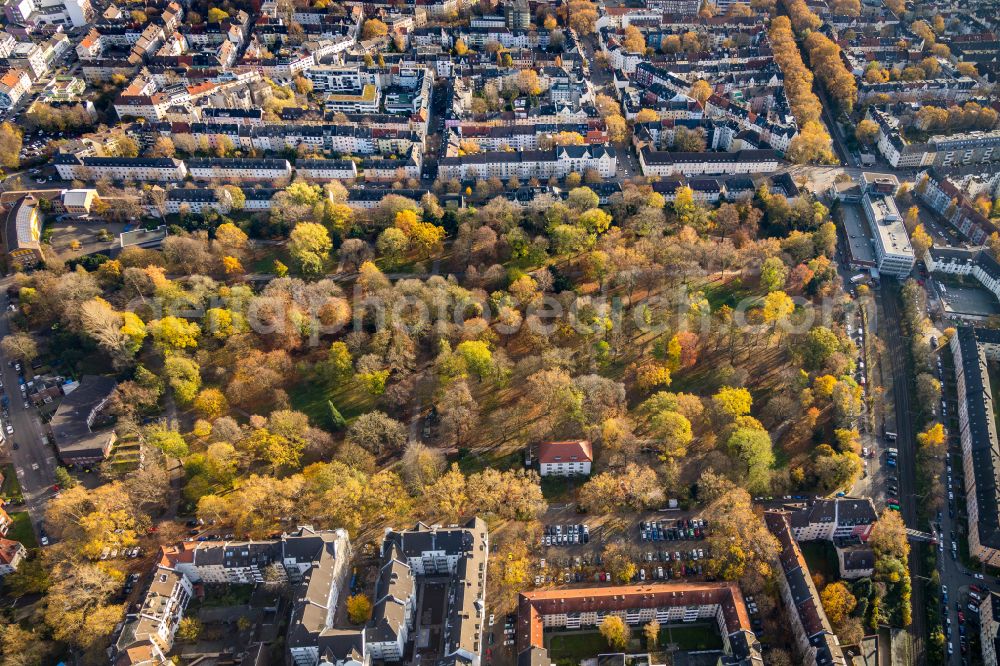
left=0, top=283, right=58, bottom=539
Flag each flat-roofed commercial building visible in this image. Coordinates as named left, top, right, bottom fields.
left=862, top=190, right=914, bottom=278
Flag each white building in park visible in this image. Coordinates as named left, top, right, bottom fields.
left=538, top=440, right=593, bottom=477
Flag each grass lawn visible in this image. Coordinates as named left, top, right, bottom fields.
left=457, top=449, right=521, bottom=475
left=539, top=475, right=587, bottom=502
left=199, top=583, right=254, bottom=608
left=250, top=247, right=294, bottom=274
left=7, top=512, right=37, bottom=549
left=703, top=278, right=753, bottom=311
left=801, top=540, right=839, bottom=584
left=288, top=378, right=377, bottom=429
left=547, top=631, right=610, bottom=665
left=1, top=464, right=22, bottom=503
left=657, top=623, right=723, bottom=651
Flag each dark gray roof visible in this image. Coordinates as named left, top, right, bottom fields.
left=956, top=326, right=1000, bottom=549
left=187, top=157, right=290, bottom=169
left=167, top=188, right=217, bottom=202
left=641, top=148, right=781, bottom=165
left=840, top=546, right=875, bottom=572
left=50, top=375, right=117, bottom=458
left=81, top=157, right=181, bottom=168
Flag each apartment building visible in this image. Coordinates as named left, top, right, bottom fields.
left=438, top=145, right=617, bottom=181
left=837, top=545, right=875, bottom=580
left=307, top=65, right=377, bottom=93
left=116, top=567, right=194, bottom=662
left=0, top=68, right=31, bottom=108
left=0, top=538, right=26, bottom=576
left=858, top=77, right=977, bottom=104
left=765, top=512, right=847, bottom=666
left=868, top=106, right=1000, bottom=169
left=359, top=148, right=421, bottom=182
left=0, top=32, right=15, bottom=59
left=516, top=583, right=763, bottom=666
left=3, top=0, right=91, bottom=27
left=378, top=518, right=489, bottom=666
left=917, top=168, right=997, bottom=245
left=980, top=592, right=1000, bottom=666
left=296, top=159, right=359, bottom=181
left=200, top=107, right=264, bottom=126
left=639, top=148, right=780, bottom=177
left=950, top=327, right=1000, bottom=568
left=185, top=122, right=420, bottom=156
left=60, top=188, right=97, bottom=216
left=9, top=41, right=47, bottom=79
left=538, top=440, right=593, bottom=477
left=186, top=158, right=292, bottom=182
left=925, top=247, right=1000, bottom=310
left=366, top=558, right=415, bottom=661
left=49, top=375, right=117, bottom=465
left=786, top=498, right=878, bottom=542
left=53, top=154, right=187, bottom=182
left=162, top=188, right=232, bottom=215
left=324, top=84, right=380, bottom=114
left=115, top=528, right=352, bottom=666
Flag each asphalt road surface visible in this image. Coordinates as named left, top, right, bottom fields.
left=0, top=284, right=58, bottom=539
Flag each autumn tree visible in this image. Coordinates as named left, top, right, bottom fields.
left=804, top=31, right=858, bottom=111
left=916, top=422, right=946, bottom=455
left=855, top=119, right=879, bottom=145
left=559, top=0, right=599, bottom=34
left=600, top=615, right=629, bottom=650
left=147, top=316, right=200, bottom=352
left=347, top=411, right=407, bottom=455
left=289, top=222, right=332, bottom=274
left=622, top=25, right=646, bottom=53
left=362, top=18, right=389, bottom=39
left=703, top=487, right=779, bottom=585
left=910, top=224, right=932, bottom=259
left=0, top=332, right=38, bottom=363
left=401, top=441, right=447, bottom=492
left=347, top=594, right=373, bottom=624
left=644, top=620, right=660, bottom=648
left=869, top=509, right=909, bottom=562
left=689, top=80, right=713, bottom=105
left=727, top=426, right=774, bottom=493
left=147, top=136, right=176, bottom=158
left=821, top=582, right=857, bottom=626
left=0, top=122, right=22, bottom=169
left=673, top=126, right=707, bottom=152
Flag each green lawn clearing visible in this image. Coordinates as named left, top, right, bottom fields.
left=1, top=464, right=23, bottom=503
left=657, top=623, right=723, bottom=651
left=288, top=378, right=377, bottom=429
left=7, top=512, right=37, bottom=549
left=547, top=631, right=611, bottom=665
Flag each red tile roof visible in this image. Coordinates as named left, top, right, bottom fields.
left=538, top=440, right=593, bottom=465
left=517, top=582, right=752, bottom=653
left=0, top=538, right=22, bottom=565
